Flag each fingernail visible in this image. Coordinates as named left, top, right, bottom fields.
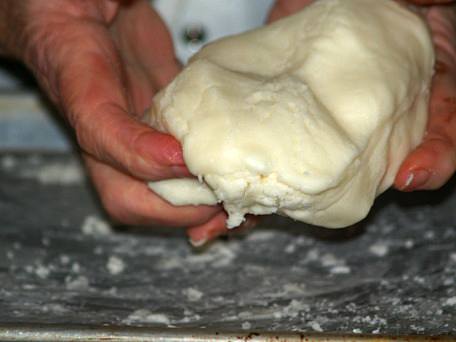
left=403, top=173, right=415, bottom=189
left=136, top=132, right=186, bottom=166
left=189, top=237, right=208, bottom=248
left=161, top=136, right=186, bottom=166
left=405, top=169, right=430, bottom=190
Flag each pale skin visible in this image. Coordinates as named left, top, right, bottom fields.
left=0, top=0, right=455, bottom=245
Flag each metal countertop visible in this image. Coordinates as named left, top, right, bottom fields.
left=0, top=153, right=455, bottom=341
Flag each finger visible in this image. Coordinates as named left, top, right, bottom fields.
left=187, top=214, right=260, bottom=247
left=115, top=0, right=180, bottom=87
left=84, top=154, right=222, bottom=227
left=101, top=0, right=120, bottom=23
left=395, top=7, right=456, bottom=191
left=74, top=100, right=192, bottom=181
left=63, top=41, right=188, bottom=182
left=111, top=0, right=181, bottom=111
left=268, top=0, right=314, bottom=23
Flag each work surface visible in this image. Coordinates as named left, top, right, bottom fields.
left=1, top=152, right=455, bottom=335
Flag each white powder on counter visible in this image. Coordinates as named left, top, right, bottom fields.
left=81, top=215, right=112, bottom=236
left=123, top=309, right=171, bottom=325
left=107, top=256, right=125, bottom=275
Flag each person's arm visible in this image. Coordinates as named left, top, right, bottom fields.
left=0, top=0, right=226, bottom=244
left=408, top=0, right=454, bottom=4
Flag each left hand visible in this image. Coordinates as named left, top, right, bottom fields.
left=269, top=0, right=456, bottom=192
left=1, top=0, right=226, bottom=242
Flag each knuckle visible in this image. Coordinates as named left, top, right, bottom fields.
left=71, top=107, right=118, bottom=165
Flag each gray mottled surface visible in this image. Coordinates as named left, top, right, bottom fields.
left=0, top=152, right=455, bottom=335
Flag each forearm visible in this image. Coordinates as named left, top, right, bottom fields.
left=0, top=0, right=26, bottom=58
left=407, top=0, right=455, bottom=4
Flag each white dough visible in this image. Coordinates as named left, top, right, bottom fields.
left=145, top=0, right=434, bottom=228
left=149, top=178, right=218, bottom=206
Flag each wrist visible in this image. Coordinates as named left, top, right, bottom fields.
left=0, top=1, right=27, bottom=58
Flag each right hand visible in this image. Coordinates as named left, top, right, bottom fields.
left=394, top=1, right=456, bottom=191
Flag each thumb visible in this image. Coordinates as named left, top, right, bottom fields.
left=75, top=101, right=191, bottom=181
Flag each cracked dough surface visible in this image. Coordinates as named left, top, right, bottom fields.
left=145, top=0, right=434, bottom=228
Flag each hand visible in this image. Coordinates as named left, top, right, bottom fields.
left=394, top=2, right=456, bottom=192
left=270, top=0, right=456, bottom=192
left=0, top=0, right=226, bottom=240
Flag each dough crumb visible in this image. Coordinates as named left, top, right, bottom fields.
left=35, top=264, right=50, bottom=279
left=309, top=321, right=323, bottom=332
left=282, top=300, right=309, bottom=318
left=330, top=265, right=351, bottom=274
left=444, top=297, right=456, bottom=306
left=25, top=264, right=51, bottom=279
left=81, top=215, right=112, bottom=236
left=71, top=262, right=81, bottom=273
left=242, top=322, right=252, bottom=330
left=107, top=256, right=126, bottom=275
left=65, top=275, right=90, bottom=291
left=59, top=255, right=70, bottom=265
left=21, top=161, right=84, bottom=185
left=183, top=287, right=203, bottom=302
left=123, top=309, right=171, bottom=325
left=450, top=253, right=456, bottom=263
left=369, top=242, right=389, bottom=257
left=404, top=239, right=415, bottom=249
left=1, top=155, right=16, bottom=170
